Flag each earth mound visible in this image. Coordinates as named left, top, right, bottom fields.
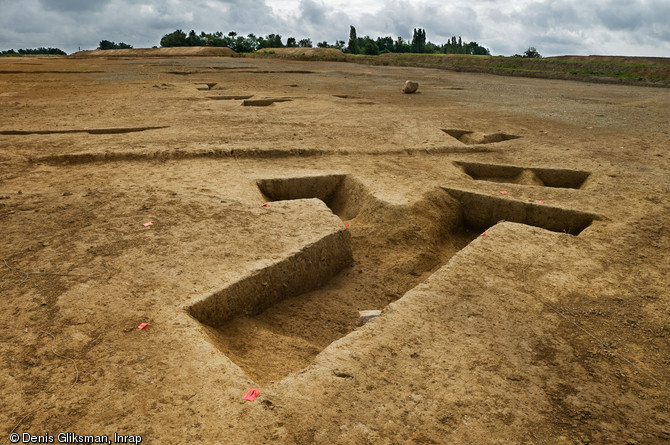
left=256, top=47, right=345, bottom=58
left=71, top=46, right=238, bottom=58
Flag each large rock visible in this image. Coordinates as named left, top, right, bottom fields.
left=402, top=80, right=419, bottom=94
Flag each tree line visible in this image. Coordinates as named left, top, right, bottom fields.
left=346, top=26, right=489, bottom=55
left=157, top=26, right=490, bottom=55
left=1, top=47, right=66, bottom=55
left=159, top=29, right=316, bottom=52
left=97, top=40, right=133, bottom=50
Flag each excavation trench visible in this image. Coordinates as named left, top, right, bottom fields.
left=442, top=129, right=521, bottom=145
left=190, top=176, right=598, bottom=384
left=456, top=161, right=590, bottom=189
left=242, top=98, right=293, bottom=106
left=0, top=126, right=168, bottom=135
left=443, top=187, right=599, bottom=235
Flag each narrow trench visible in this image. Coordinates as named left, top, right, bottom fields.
left=442, top=129, right=521, bottom=145
left=199, top=176, right=478, bottom=384
left=0, top=126, right=168, bottom=135
left=455, top=161, right=591, bottom=189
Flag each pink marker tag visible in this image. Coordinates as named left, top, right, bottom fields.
left=500, top=191, right=508, bottom=195
left=344, top=222, right=348, bottom=228
left=261, top=203, right=268, bottom=207
left=143, top=222, right=153, bottom=227
left=538, top=200, right=545, bottom=204
left=480, top=232, right=487, bottom=237
left=137, top=323, right=149, bottom=330
left=242, top=389, right=260, bottom=401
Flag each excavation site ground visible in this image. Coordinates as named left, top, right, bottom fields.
left=1, top=54, right=669, bottom=444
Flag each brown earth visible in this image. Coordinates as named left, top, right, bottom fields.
left=71, top=46, right=238, bottom=58
left=0, top=55, right=669, bottom=444
left=256, top=48, right=345, bottom=59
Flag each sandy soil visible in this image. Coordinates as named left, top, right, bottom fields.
left=1, top=55, right=669, bottom=444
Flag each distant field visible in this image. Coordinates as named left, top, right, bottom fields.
left=5, top=46, right=666, bottom=87
left=254, top=51, right=670, bottom=88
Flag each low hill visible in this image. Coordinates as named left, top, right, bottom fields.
left=256, top=47, right=345, bottom=59
left=71, top=46, right=237, bottom=58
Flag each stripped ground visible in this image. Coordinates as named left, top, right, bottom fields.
left=0, top=55, right=669, bottom=444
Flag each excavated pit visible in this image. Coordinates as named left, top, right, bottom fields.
left=190, top=177, right=598, bottom=384
left=442, top=128, right=521, bottom=145
left=190, top=176, right=479, bottom=384
left=195, top=82, right=218, bottom=90
left=257, top=174, right=366, bottom=220
left=456, top=161, right=591, bottom=189
left=443, top=187, right=599, bottom=234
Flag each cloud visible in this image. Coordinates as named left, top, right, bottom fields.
left=38, top=0, right=112, bottom=13
left=0, top=0, right=668, bottom=56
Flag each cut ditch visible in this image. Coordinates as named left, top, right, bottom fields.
left=456, top=161, right=591, bottom=189
left=257, top=174, right=367, bottom=220
left=189, top=176, right=598, bottom=384
left=242, top=98, right=293, bottom=106
left=442, top=128, right=521, bottom=145
left=1, top=126, right=168, bottom=135
left=207, top=95, right=254, bottom=100
left=443, top=187, right=599, bottom=235
left=195, top=82, right=216, bottom=91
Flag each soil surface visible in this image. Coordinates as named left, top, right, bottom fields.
left=1, top=55, right=669, bottom=444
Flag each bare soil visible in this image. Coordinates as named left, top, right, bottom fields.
left=1, top=55, right=669, bottom=444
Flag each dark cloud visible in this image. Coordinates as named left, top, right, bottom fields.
left=38, top=0, right=111, bottom=13
left=299, top=0, right=328, bottom=25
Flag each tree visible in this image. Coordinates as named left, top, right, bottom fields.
left=334, top=40, right=345, bottom=50
left=98, top=40, right=132, bottom=50
left=286, top=37, right=297, bottom=47
left=160, top=29, right=188, bottom=47
left=246, top=34, right=260, bottom=51
left=376, top=36, right=394, bottom=53
left=347, top=25, right=359, bottom=54
left=317, top=41, right=329, bottom=48
left=298, top=38, right=312, bottom=48
left=394, top=36, right=410, bottom=53
left=259, top=33, right=283, bottom=49
left=186, top=30, right=201, bottom=46
left=362, top=38, right=379, bottom=55
left=523, top=47, right=542, bottom=58
left=411, top=28, right=426, bottom=53
left=2, top=47, right=65, bottom=55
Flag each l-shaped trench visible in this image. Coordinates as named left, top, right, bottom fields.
left=189, top=175, right=599, bottom=384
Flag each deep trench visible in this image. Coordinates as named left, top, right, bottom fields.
left=442, top=129, right=521, bottom=145
left=455, top=161, right=591, bottom=189
left=190, top=176, right=598, bottom=384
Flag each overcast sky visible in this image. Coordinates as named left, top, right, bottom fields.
left=0, top=0, right=668, bottom=57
